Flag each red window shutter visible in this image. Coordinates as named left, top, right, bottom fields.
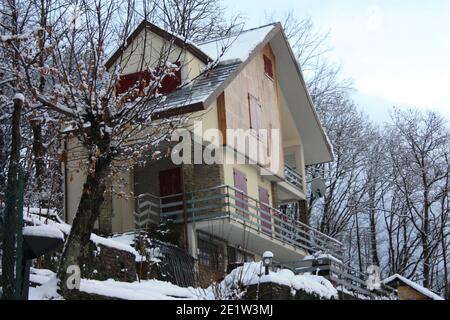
left=263, top=54, right=273, bottom=78
left=116, top=62, right=181, bottom=100
left=159, top=63, right=182, bottom=94
left=258, top=186, right=272, bottom=235
left=116, top=71, right=151, bottom=96
left=233, top=168, right=248, bottom=194
left=233, top=168, right=248, bottom=212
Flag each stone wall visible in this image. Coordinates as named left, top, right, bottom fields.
left=245, top=283, right=292, bottom=300
left=35, top=233, right=137, bottom=283
left=85, top=242, right=136, bottom=282
left=184, top=163, right=224, bottom=193
left=244, top=282, right=332, bottom=300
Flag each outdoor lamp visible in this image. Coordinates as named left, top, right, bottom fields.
left=262, top=251, right=274, bottom=275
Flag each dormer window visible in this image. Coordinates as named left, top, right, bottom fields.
left=263, top=54, right=274, bottom=79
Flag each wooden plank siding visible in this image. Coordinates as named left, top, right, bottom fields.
left=223, top=43, right=284, bottom=178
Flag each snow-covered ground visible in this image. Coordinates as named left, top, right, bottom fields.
left=29, top=262, right=337, bottom=300
left=23, top=211, right=338, bottom=300
left=29, top=268, right=207, bottom=300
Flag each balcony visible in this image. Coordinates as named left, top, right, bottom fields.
left=275, top=165, right=305, bottom=202
left=135, top=184, right=343, bottom=262
left=284, top=164, right=304, bottom=192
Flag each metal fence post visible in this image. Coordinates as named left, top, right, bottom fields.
left=14, top=171, right=24, bottom=299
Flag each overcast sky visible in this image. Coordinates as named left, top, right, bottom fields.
left=225, top=0, right=450, bottom=123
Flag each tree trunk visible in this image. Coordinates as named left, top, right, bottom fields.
left=369, top=186, right=380, bottom=266
left=56, top=140, right=111, bottom=298
left=441, top=180, right=449, bottom=299
left=422, top=183, right=430, bottom=288
left=56, top=155, right=111, bottom=297
left=298, top=199, right=309, bottom=225
left=30, top=120, right=45, bottom=199
left=1, top=96, right=23, bottom=299
left=355, top=212, right=364, bottom=272
left=0, top=128, right=5, bottom=198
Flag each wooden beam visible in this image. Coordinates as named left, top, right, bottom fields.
left=217, top=92, right=227, bottom=145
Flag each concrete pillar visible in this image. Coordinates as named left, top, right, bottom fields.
left=186, top=223, right=198, bottom=258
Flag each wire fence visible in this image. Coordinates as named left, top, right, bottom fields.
left=150, top=239, right=197, bottom=288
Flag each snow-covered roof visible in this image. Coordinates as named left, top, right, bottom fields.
left=382, top=274, right=444, bottom=300
left=106, top=20, right=333, bottom=165
left=197, top=23, right=277, bottom=63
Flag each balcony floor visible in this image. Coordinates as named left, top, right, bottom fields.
left=193, top=217, right=309, bottom=263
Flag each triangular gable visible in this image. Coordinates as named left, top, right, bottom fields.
left=105, top=20, right=210, bottom=70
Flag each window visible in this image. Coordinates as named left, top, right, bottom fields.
left=227, top=246, right=255, bottom=264
left=248, top=93, right=262, bottom=135
left=116, top=62, right=181, bottom=100
left=263, top=54, right=274, bottom=79
left=198, top=237, right=224, bottom=270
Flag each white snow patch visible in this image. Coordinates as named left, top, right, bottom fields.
left=23, top=211, right=138, bottom=257
left=198, top=24, right=276, bottom=63
left=23, top=225, right=64, bottom=240
left=29, top=269, right=206, bottom=300
left=30, top=268, right=56, bottom=285
left=80, top=279, right=200, bottom=300
left=29, top=276, right=62, bottom=300
left=303, top=252, right=343, bottom=264
left=13, top=93, right=25, bottom=102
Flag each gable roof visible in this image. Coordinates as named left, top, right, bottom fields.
left=104, top=20, right=211, bottom=70
left=382, top=274, right=444, bottom=300
left=107, top=21, right=334, bottom=165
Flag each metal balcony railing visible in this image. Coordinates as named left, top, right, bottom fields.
left=135, top=184, right=343, bottom=259
left=287, top=256, right=397, bottom=299
left=284, top=165, right=304, bottom=192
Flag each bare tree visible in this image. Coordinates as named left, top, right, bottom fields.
left=0, top=0, right=232, bottom=297
left=268, top=11, right=450, bottom=296
left=153, top=0, right=242, bottom=42
left=384, top=108, right=450, bottom=289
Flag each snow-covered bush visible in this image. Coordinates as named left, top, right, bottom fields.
left=208, top=262, right=338, bottom=300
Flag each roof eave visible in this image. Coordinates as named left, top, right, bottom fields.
left=277, top=27, right=334, bottom=164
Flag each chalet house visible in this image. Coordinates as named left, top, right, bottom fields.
left=63, top=21, right=342, bottom=284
